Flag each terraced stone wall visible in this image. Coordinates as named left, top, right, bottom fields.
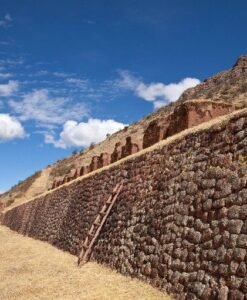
left=2, top=110, right=247, bottom=300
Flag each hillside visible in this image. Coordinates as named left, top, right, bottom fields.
left=178, top=55, right=247, bottom=107
left=1, top=55, right=246, bottom=208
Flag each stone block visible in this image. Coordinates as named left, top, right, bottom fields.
left=121, top=137, right=142, bottom=158
left=111, top=142, right=123, bottom=163
left=98, top=152, right=111, bottom=168
left=143, top=117, right=171, bottom=149
left=90, top=156, right=100, bottom=172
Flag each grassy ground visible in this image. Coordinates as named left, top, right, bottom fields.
left=0, top=226, right=172, bottom=300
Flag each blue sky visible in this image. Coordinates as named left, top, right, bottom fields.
left=0, top=0, right=246, bottom=192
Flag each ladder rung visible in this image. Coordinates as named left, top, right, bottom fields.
left=94, top=215, right=101, bottom=222
left=78, top=183, right=123, bottom=266
left=100, top=205, right=107, bottom=211
left=89, top=225, right=96, bottom=233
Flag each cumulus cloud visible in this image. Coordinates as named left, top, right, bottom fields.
left=0, top=114, right=26, bottom=142
left=0, top=80, right=19, bottom=96
left=117, top=71, right=200, bottom=109
left=0, top=14, right=12, bottom=28
left=9, top=89, right=88, bottom=126
left=45, top=118, right=127, bottom=149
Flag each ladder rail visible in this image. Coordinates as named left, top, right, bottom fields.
left=78, top=183, right=123, bottom=266
left=77, top=183, right=120, bottom=251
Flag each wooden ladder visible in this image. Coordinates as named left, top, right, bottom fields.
left=77, top=183, right=123, bottom=266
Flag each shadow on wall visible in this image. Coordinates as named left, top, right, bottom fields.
left=51, top=100, right=234, bottom=190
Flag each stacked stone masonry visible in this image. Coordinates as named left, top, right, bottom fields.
left=2, top=110, right=247, bottom=300
left=51, top=100, right=234, bottom=190
left=143, top=100, right=234, bottom=148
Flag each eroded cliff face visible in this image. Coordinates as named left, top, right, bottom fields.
left=3, top=109, right=247, bottom=300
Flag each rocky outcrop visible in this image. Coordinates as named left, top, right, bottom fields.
left=178, top=56, right=247, bottom=107
left=3, top=109, right=247, bottom=300
left=233, top=55, right=247, bottom=73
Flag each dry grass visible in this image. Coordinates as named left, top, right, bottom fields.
left=7, top=168, right=51, bottom=209
left=0, top=226, right=172, bottom=300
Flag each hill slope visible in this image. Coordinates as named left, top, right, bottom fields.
left=1, top=55, right=246, bottom=208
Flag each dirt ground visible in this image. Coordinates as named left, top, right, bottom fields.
left=0, top=226, right=172, bottom=300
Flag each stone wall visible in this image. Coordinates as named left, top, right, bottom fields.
left=167, top=100, right=234, bottom=137
left=143, top=116, right=171, bottom=149
left=50, top=100, right=233, bottom=190
left=2, top=110, right=247, bottom=300
left=143, top=100, right=234, bottom=149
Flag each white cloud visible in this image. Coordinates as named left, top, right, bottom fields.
left=0, top=114, right=26, bottom=142
left=9, top=89, right=88, bottom=126
left=116, top=70, right=140, bottom=90
left=0, top=80, right=19, bottom=96
left=65, top=78, right=89, bottom=89
left=0, top=190, right=4, bottom=194
left=53, top=72, right=73, bottom=78
left=0, top=73, right=12, bottom=79
left=0, top=14, right=12, bottom=28
left=136, top=78, right=200, bottom=102
left=45, top=118, right=127, bottom=149
left=0, top=58, right=24, bottom=66
left=117, top=71, right=200, bottom=109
